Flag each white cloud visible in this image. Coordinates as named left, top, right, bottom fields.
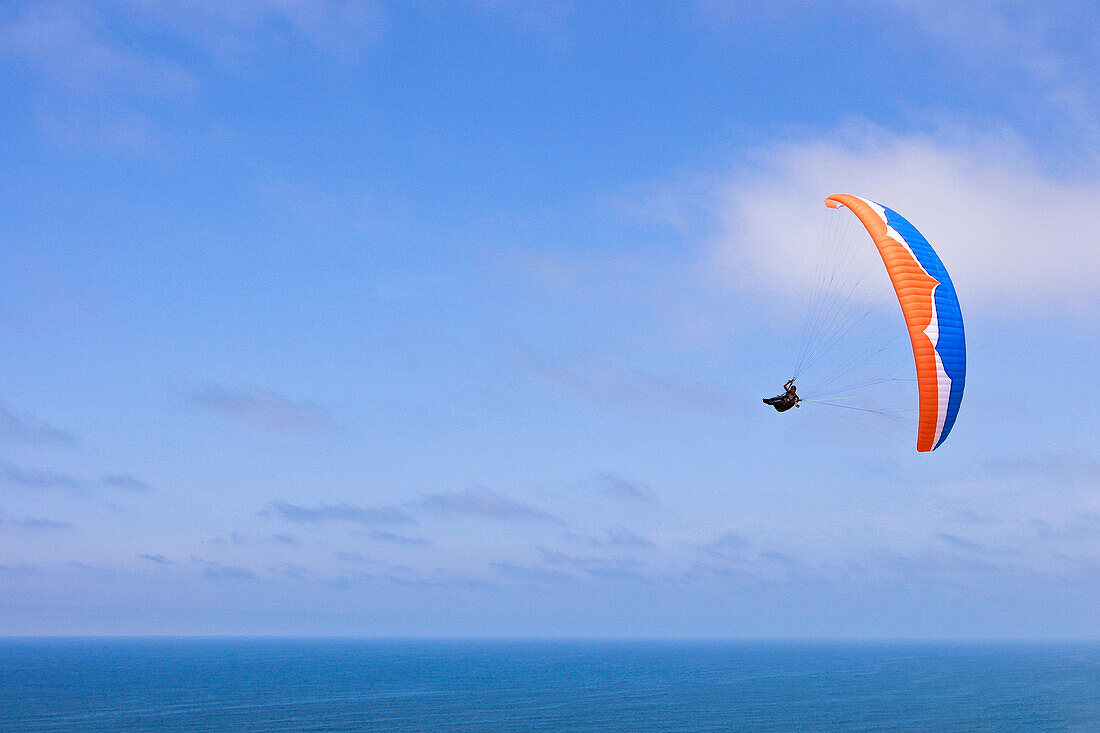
left=711, top=123, right=1100, bottom=312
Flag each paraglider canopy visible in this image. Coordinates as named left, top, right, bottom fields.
left=821, top=195, right=965, bottom=451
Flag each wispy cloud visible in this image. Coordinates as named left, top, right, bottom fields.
left=0, top=0, right=382, bottom=97
left=0, top=0, right=200, bottom=156
left=886, top=0, right=1100, bottom=161
left=191, top=557, right=256, bottom=581
left=869, top=547, right=1018, bottom=581
left=0, top=463, right=84, bottom=492
left=101, top=474, right=151, bottom=492
left=122, top=0, right=386, bottom=60
left=758, top=550, right=799, bottom=566
left=417, top=488, right=560, bottom=524
left=688, top=532, right=751, bottom=560
left=536, top=546, right=648, bottom=581
left=0, top=1, right=200, bottom=97
left=0, top=512, right=71, bottom=530
left=208, top=531, right=299, bottom=546
left=605, top=529, right=653, bottom=548
left=270, top=562, right=310, bottom=579
left=489, top=561, right=574, bottom=584
left=207, top=532, right=251, bottom=546
left=0, top=401, right=73, bottom=445
left=190, top=384, right=329, bottom=431
left=934, top=533, right=985, bottom=553
left=572, top=529, right=654, bottom=549
left=335, top=550, right=369, bottom=564
left=262, top=501, right=414, bottom=525
left=367, top=530, right=431, bottom=546
left=1, top=1, right=392, bottom=157
left=1029, top=513, right=1100, bottom=543
left=591, top=473, right=655, bottom=501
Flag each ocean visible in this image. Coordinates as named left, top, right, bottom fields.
left=2, top=639, right=1098, bottom=731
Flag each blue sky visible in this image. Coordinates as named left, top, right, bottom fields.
left=1, top=0, right=1098, bottom=637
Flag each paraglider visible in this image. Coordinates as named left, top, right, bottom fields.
left=763, top=380, right=800, bottom=412
left=766, top=195, right=966, bottom=452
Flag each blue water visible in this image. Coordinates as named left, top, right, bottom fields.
left=2, top=639, right=1099, bottom=731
